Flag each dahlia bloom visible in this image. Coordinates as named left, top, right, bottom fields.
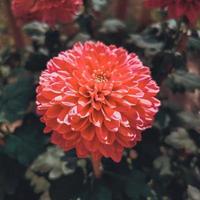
left=36, top=41, right=160, bottom=162
left=145, top=0, right=200, bottom=25
left=12, top=0, right=83, bottom=26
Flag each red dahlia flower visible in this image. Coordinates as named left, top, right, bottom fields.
left=145, top=0, right=200, bottom=25
left=12, top=0, right=83, bottom=26
left=36, top=41, right=160, bottom=162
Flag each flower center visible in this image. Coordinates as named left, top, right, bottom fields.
left=93, top=69, right=108, bottom=83
left=95, top=74, right=107, bottom=83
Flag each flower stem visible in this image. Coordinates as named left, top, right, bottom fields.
left=138, top=5, right=152, bottom=30
left=3, top=0, right=25, bottom=49
left=0, top=139, right=5, bottom=146
left=176, top=22, right=189, bottom=53
left=91, top=156, right=102, bottom=178
left=176, top=32, right=189, bottom=53
left=116, top=0, right=129, bottom=20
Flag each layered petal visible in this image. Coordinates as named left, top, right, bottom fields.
left=12, top=0, right=83, bottom=26
left=145, top=0, right=200, bottom=25
left=36, top=41, right=160, bottom=162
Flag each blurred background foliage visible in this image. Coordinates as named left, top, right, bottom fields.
left=0, top=0, right=200, bottom=200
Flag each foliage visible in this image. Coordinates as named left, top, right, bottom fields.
left=0, top=0, right=200, bottom=200
left=0, top=69, right=34, bottom=123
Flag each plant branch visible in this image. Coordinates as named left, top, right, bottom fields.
left=3, top=0, right=25, bottom=49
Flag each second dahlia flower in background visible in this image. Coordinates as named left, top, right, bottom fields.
left=12, top=0, right=83, bottom=26
left=36, top=41, right=160, bottom=162
left=145, top=0, right=200, bottom=25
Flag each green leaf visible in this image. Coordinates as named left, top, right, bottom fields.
left=166, top=70, right=200, bottom=92
left=0, top=114, right=48, bottom=165
left=177, top=111, right=200, bottom=131
left=50, top=168, right=84, bottom=200
left=23, top=22, right=48, bottom=37
left=154, top=107, right=171, bottom=129
left=188, top=37, right=200, bottom=50
left=25, top=52, right=49, bottom=72
left=90, top=180, right=112, bottom=200
left=124, top=170, right=157, bottom=200
left=80, top=180, right=112, bottom=200
left=0, top=70, right=34, bottom=123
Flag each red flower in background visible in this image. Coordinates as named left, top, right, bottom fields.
left=145, top=0, right=200, bottom=25
left=36, top=41, right=160, bottom=162
left=12, top=0, right=83, bottom=26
